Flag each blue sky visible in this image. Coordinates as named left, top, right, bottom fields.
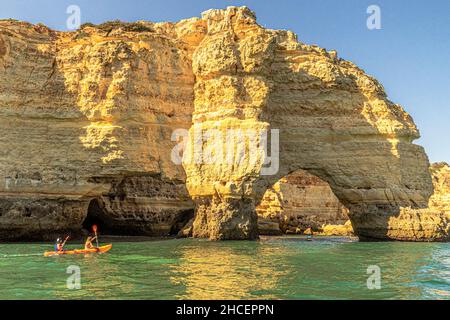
left=1, top=0, right=449, bottom=163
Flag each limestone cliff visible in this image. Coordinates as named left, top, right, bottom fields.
left=0, top=18, right=199, bottom=239
left=429, top=163, right=450, bottom=226
left=256, top=164, right=450, bottom=238
left=181, top=7, right=447, bottom=241
left=257, top=164, right=450, bottom=238
left=256, top=170, right=350, bottom=235
left=0, top=7, right=448, bottom=241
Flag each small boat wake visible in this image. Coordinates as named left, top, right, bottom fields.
left=1, top=253, right=43, bottom=258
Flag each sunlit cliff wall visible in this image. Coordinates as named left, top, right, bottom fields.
left=181, top=7, right=448, bottom=241
left=0, top=7, right=448, bottom=241
left=0, top=19, right=203, bottom=239
left=256, top=170, right=350, bottom=235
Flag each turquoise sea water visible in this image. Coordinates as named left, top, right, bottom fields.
left=0, top=236, right=449, bottom=300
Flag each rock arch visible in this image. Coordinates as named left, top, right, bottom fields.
left=182, top=7, right=448, bottom=241
left=256, top=169, right=351, bottom=235
left=0, top=7, right=447, bottom=241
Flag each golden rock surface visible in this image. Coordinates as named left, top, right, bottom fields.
left=257, top=164, right=450, bottom=239
left=0, top=7, right=448, bottom=241
left=256, top=170, right=349, bottom=235
left=181, top=7, right=447, bottom=241
left=0, top=18, right=198, bottom=239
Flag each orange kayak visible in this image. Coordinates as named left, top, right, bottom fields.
left=44, top=244, right=112, bottom=257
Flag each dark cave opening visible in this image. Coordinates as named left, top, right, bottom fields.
left=82, top=198, right=195, bottom=237
left=82, top=198, right=114, bottom=235
left=169, top=208, right=195, bottom=235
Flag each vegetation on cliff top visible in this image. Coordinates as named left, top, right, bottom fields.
left=80, top=20, right=154, bottom=33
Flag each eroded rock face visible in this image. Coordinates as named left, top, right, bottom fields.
left=429, top=163, right=450, bottom=214
left=256, top=170, right=350, bottom=235
left=85, top=175, right=194, bottom=236
left=182, top=7, right=447, bottom=241
left=0, top=7, right=448, bottom=241
left=428, top=163, right=450, bottom=234
left=0, top=196, right=88, bottom=241
left=352, top=163, right=450, bottom=241
left=0, top=19, right=200, bottom=239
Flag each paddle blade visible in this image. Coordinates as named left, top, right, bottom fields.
left=92, top=225, right=98, bottom=233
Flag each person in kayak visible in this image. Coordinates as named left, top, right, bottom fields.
left=84, top=235, right=98, bottom=250
left=55, top=236, right=69, bottom=252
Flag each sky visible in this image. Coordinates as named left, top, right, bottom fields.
left=1, top=0, right=449, bottom=163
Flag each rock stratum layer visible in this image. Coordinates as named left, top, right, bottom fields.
left=0, top=6, right=448, bottom=241
left=0, top=17, right=198, bottom=239
left=256, top=170, right=350, bottom=235
left=181, top=7, right=448, bottom=241
left=429, top=163, right=450, bottom=222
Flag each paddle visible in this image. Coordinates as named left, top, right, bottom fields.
left=60, top=235, right=69, bottom=251
left=92, top=225, right=99, bottom=248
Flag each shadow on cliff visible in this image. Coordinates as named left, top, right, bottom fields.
left=0, top=20, right=439, bottom=241
left=251, top=68, right=436, bottom=241
left=0, top=32, right=194, bottom=240
left=55, top=36, right=195, bottom=238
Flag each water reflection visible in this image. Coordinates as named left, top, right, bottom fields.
left=414, top=245, right=450, bottom=299
left=169, top=241, right=291, bottom=299
left=0, top=239, right=449, bottom=299
left=40, top=254, right=129, bottom=300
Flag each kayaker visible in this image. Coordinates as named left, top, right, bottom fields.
left=84, top=235, right=98, bottom=250
left=55, top=236, right=69, bottom=252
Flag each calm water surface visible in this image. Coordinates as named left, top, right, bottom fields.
left=0, top=236, right=449, bottom=299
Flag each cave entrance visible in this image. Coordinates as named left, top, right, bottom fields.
left=82, top=198, right=196, bottom=237
left=169, top=208, right=195, bottom=236
left=256, top=169, right=351, bottom=235
left=82, top=198, right=114, bottom=235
